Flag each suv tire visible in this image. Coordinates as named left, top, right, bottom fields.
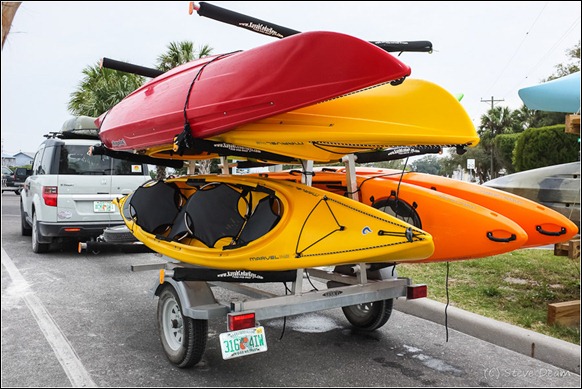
left=32, top=212, right=50, bottom=253
left=20, top=200, right=32, bottom=236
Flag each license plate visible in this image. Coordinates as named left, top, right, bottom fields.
left=93, top=201, right=116, bottom=213
left=219, top=326, right=268, bottom=360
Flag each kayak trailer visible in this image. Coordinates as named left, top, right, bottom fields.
left=131, top=258, right=427, bottom=368
left=130, top=156, right=428, bottom=368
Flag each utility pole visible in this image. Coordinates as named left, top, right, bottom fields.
left=480, top=96, right=504, bottom=180
left=481, top=96, right=504, bottom=110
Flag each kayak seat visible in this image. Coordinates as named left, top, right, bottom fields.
left=173, top=182, right=248, bottom=248
left=129, top=181, right=184, bottom=234
left=233, top=195, right=282, bottom=248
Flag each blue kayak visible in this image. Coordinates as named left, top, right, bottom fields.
left=518, top=71, right=580, bottom=113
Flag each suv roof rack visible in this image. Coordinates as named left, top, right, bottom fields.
left=43, top=130, right=100, bottom=140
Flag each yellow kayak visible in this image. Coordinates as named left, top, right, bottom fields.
left=207, top=78, right=480, bottom=162
left=114, top=174, right=434, bottom=271
left=142, top=78, right=479, bottom=163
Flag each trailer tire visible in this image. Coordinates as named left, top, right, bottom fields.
left=342, top=298, right=393, bottom=331
left=157, top=284, right=207, bottom=368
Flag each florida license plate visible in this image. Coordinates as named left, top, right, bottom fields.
left=93, top=201, right=116, bottom=213
left=219, top=326, right=268, bottom=360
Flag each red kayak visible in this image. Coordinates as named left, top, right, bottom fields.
left=96, top=30, right=411, bottom=151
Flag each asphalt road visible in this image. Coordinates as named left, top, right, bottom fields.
left=1, top=192, right=580, bottom=387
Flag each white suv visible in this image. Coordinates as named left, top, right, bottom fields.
left=20, top=116, right=151, bottom=253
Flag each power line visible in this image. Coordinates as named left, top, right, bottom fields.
left=504, top=16, right=581, bottom=96
left=485, top=2, right=549, bottom=96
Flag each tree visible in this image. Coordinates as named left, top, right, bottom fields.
left=546, top=40, right=580, bottom=80
left=441, top=146, right=490, bottom=183
left=493, top=133, right=520, bottom=175
left=511, top=104, right=566, bottom=130
left=154, top=41, right=213, bottom=179
left=68, top=63, right=144, bottom=117
left=513, top=125, right=579, bottom=171
left=478, top=106, right=514, bottom=179
left=410, top=155, right=442, bottom=175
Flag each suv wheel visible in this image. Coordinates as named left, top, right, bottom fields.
left=20, top=200, right=32, bottom=236
left=32, top=212, right=50, bottom=253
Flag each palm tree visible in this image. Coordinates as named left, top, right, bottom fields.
left=154, top=41, right=214, bottom=179
left=68, top=63, right=144, bottom=117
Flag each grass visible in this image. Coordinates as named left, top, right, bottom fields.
left=396, top=248, right=581, bottom=345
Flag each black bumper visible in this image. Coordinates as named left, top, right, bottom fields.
left=37, top=221, right=125, bottom=240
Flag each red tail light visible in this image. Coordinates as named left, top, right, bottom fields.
left=407, top=284, right=428, bottom=300
left=227, top=312, right=256, bottom=331
left=42, top=186, right=58, bottom=207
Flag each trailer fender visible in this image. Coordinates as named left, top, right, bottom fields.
left=151, top=278, right=228, bottom=320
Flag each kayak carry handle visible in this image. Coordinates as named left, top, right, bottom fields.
left=486, top=231, right=517, bottom=243
left=190, top=2, right=433, bottom=54
left=535, top=225, right=567, bottom=236
left=101, top=57, right=164, bottom=78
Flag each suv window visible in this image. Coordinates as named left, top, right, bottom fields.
left=38, top=145, right=52, bottom=175
left=58, top=145, right=145, bottom=176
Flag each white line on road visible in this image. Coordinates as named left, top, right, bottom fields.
left=1, top=248, right=98, bottom=387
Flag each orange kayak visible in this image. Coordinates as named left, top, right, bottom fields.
left=254, top=170, right=528, bottom=262
left=336, top=167, right=580, bottom=248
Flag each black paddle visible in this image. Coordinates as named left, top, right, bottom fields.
left=100, top=57, right=163, bottom=78
left=190, top=1, right=433, bottom=54
left=351, top=146, right=442, bottom=164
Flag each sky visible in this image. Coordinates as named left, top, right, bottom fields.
left=1, top=1, right=580, bottom=156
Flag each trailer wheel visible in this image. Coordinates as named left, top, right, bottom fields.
left=342, top=298, right=393, bottom=331
left=157, top=284, right=207, bottom=368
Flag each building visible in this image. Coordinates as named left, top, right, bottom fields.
left=1, top=151, right=35, bottom=167
left=12, top=151, right=35, bottom=166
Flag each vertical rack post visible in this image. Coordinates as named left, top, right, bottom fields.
left=342, top=154, right=367, bottom=284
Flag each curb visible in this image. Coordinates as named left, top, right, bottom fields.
left=394, top=298, right=581, bottom=374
